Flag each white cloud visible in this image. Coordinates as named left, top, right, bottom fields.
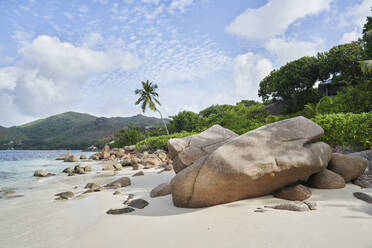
left=233, top=52, right=273, bottom=100
left=169, top=0, right=193, bottom=14
left=0, top=35, right=140, bottom=117
left=338, top=0, right=372, bottom=42
left=0, top=55, right=14, bottom=64
left=226, top=0, right=333, bottom=40
left=265, top=38, right=325, bottom=66
left=0, top=67, right=18, bottom=90
left=339, top=30, right=359, bottom=44
left=341, top=0, right=372, bottom=29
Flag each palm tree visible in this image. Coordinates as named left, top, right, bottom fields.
left=135, top=80, right=169, bottom=135
left=304, top=97, right=333, bottom=117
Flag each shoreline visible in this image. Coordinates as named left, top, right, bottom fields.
left=0, top=162, right=372, bottom=248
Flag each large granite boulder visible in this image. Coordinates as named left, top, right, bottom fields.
left=307, top=169, right=345, bottom=189
left=347, top=150, right=372, bottom=172
left=168, top=125, right=238, bottom=173
left=328, top=153, right=367, bottom=182
left=170, top=116, right=332, bottom=208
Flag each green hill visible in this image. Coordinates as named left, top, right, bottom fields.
left=0, top=112, right=168, bottom=150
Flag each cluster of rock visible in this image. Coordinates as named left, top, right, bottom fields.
left=62, top=164, right=92, bottom=176
left=89, top=144, right=172, bottom=171
left=167, top=117, right=368, bottom=208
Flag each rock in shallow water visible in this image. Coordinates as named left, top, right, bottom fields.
left=106, top=207, right=135, bottom=215
left=64, top=155, right=78, bottom=162
left=171, top=116, right=332, bottom=208
left=34, top=169, right=49, bottom=177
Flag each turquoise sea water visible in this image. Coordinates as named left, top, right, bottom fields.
left=0, top=150, right=94, bottom=191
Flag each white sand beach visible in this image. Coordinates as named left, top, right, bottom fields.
left=0, top=163, right=371, bottom=248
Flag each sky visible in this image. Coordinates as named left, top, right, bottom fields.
left=0, top=0, right=371, bottom=127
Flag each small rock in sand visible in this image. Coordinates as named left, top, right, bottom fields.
left=113, top=191, right=121, bottom=195
left=105, top=177, right=131, bottom=188
left=123, top=194, right=135, bottom=205
left=3, top=190, right=15, bottom=196
left=84, top=165, right=92, bottom=172
left=353, top=192, right=372, bottom=204
left=150, top=183, right=171, bottom=198
left=85, top=183, right=100, bottom=190
left=5, top=194, right=24, bottom=199
left=265, top=201, right=316, bottom=211
left=128, top=199, right=149, bottom=209
left=55, top=191, right=74, bottom=200
left=106, top=207, right=135, bottom=215
left=132, top=163, right=144, bottom=170
left=73, top=186, right=78, bottom=189
left=132, top=171, right=144, bottom=177
left=80, top=154, right=87, bottom=159
left=62, top=167, right=73, bottom=173
left=353, top=173, right=372, bottom=188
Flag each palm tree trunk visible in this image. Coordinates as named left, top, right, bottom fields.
left=157, top=109, right=169, bottom=135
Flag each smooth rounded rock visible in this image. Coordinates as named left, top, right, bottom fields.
left=307, top=169, right=345, bottom=189
left=328, top=153, right=367, bottom=182
left=150, top=183, right=171, bottom=198
left=34, top=169, right=49, bottom=177
left=273, top=184, right=311, bottom=201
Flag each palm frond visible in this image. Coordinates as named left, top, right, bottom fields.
left=360, top=60, right=372, bottom=75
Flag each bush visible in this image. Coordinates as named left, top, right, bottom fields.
left=313, top=112, right=372, bottom=149
left=113, top=125, right=145, bottom=147
left=136, top=131, right=196, bottom=150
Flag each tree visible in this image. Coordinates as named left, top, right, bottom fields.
left=317, top=42, right=364, bottom=84
left=362, top=9, right=372, bottom=58
left=258, top=56, right=320, bottom=112
left=168, top=111, right=199, bottom=133
left=134, top=80, right=169, bottom=135
left=114, top=124, right=145, bottom=147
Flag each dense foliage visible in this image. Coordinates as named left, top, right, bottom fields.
left=313, top=113, right=372, bottom=149
left=136, top=131, right=196, bottom=150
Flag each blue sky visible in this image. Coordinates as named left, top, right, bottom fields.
left=0, top=0, right=371, bottom=126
